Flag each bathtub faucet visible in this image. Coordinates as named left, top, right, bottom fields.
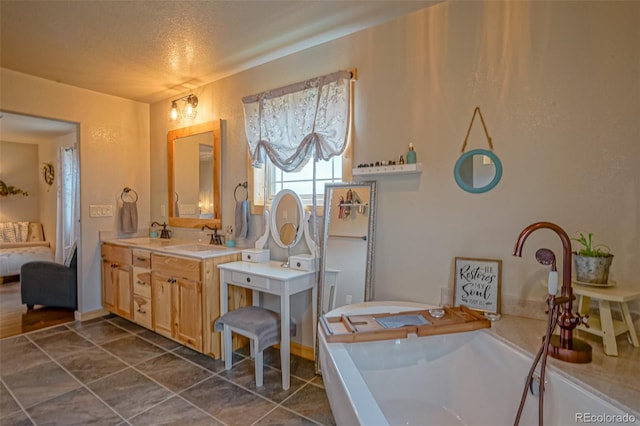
left=513, top=222, right=592, bottom=363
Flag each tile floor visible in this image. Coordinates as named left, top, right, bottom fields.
left=0, top=315, right=336, bottom=425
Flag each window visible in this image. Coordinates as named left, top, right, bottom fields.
left=243, top=70, right=355, bottom=214
left=250, top=141, right=352, bottom=214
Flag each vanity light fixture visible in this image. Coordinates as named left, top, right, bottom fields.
left=170, top=94, right=198, bottom=121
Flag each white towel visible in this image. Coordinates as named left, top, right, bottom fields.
left=235, top=200, right=249, bottom=239
left=119, top=201, right=138, bottom=233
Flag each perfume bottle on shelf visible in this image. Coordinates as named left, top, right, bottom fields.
left=406, top=143, right=417, bottom=164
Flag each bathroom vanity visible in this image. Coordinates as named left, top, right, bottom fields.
left=101, top=238, right=248, bottom=358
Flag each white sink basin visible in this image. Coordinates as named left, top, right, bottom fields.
left=117, top=237, right=173, bottom=246
left=165, top=243, right=226, bottom=252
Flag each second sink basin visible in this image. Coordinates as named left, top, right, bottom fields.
left=165, top=243, right=226, bottom=252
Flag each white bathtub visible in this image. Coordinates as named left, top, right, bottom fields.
left=319, top=302, right=639, bottom=426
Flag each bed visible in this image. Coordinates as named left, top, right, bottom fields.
left=0, top=222, right=53, bottom=282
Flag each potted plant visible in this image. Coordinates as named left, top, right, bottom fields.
left=571, top=232, right=613, bottom=284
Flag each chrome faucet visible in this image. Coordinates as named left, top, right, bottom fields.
left=151, top=221, right=171, bottom=239
left=513, top=221, right=592, bottom=363
left=201, top=224, right=223, bottom=245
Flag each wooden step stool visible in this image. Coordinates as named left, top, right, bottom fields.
left=574, top=283, right=640, bottom=356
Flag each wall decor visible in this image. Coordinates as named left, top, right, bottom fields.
left=453, top=257, right=502, bottom=314
left=0, top=179, right=29, bottom=197
left=42, top=162, right=55, bottom=189
left=454, top=107, right=503, bottom=193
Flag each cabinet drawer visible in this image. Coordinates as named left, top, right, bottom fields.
left=101, top=244, right=132, bottom=265
left=151, top=253, right=201, bottom=281
left=231, top=271, right=269, bottom=290
left=133, top=295, right=152, bottom=329
left=132, top=249, right=151, bottom=268
left=133, top=267, right=152, bottom=298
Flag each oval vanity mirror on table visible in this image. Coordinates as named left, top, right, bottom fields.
left=316, top=181, right=377, bottom=371
left=168, top=120, right=222, bottom=228
left=270, top=189, right=304, bottom=249
left=454, top=148, right=503, bottom=193
left=270, top=189, right=305, bottom=268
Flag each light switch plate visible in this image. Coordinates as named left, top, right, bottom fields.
left=90, top=204, right=113, bottom=217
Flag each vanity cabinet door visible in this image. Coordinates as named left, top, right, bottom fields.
left=152, top=271, right=174, bottom=339
left=115, top=267, right=133, bottom=319
left=101, top=259, right=117, bottom=312
left=101, top=244, right=133, bottom=320
left=151, top=270, right=203, bottom=351
left=174, top=277, right=203, bottom=351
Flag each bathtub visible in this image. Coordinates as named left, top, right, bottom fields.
left=319, top=302, right=638, bottom=426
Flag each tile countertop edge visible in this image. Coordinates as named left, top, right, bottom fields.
left=488, top=315, right=640, bottom=418
left=101, top=237, right=243, bottom=259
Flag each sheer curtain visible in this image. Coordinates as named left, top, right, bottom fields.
left=242, top=70, right=352, bottom=172
left=55, top=146, right=79, bottom=263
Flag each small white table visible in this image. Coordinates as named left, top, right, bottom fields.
left=218, top=261, right=316, bottom=389
left=574, top=283, right=640, bottom=356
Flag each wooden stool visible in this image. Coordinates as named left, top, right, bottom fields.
left=574, top=283, right=640, bottom=356
left=214, top=306, right=281, bottom=387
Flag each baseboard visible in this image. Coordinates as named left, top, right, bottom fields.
left=74, top=308, right=109, bottom=322
left=289, top=341, right=314, bottom=361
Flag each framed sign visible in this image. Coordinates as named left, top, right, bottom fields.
left=454, top=257, right=502, bottom=314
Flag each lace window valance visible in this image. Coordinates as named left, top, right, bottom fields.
left=242, top=70, right=353, bottom=173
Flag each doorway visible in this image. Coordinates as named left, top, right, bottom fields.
left=0, top=111, right=80, bottom=338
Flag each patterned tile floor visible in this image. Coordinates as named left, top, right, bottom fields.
left=0, top=315, right=336, bottom=425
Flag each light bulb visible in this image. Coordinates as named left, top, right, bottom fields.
left=170, top=101, right=179, bottom=121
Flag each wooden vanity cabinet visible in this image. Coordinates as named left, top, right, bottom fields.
left=101, top=242, right=246, bottom=358
left=101, top=244, right=133, bottom=319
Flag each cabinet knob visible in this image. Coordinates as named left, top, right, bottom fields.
left=246, top=277, right=251, bottom=283
left=297, top=262, right=302, bottom=267
left=247, top=255, right=252, bottom=260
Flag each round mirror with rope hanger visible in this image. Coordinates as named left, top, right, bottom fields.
left=454, top=107, right=503, bottom=194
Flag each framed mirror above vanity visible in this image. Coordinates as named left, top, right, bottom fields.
left=168, top=120, right=222, bottom=228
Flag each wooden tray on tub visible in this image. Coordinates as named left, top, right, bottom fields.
left=320, top=305, right=491, bottom=343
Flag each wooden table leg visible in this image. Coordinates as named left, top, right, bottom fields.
left=620, top=302, right=639, bottom=347
left=598, top=300, right=618, bottom=356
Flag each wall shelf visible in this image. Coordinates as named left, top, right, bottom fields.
left=352, top=163, right=422, bottom=176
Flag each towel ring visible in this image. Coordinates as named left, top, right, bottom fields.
left=121, top=187, right=138, bottom=202
left=234, top=182, right=248, bottom=201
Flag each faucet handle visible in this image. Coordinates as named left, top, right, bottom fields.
left=571, top=313, right=589, bottom=328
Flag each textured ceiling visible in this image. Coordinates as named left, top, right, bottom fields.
left=1, top=0, right=439, bottom=105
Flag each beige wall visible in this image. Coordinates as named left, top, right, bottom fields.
left=150, top=1, right=639, bottom=326
left=0, top=141, right=39, bottom=222
left=1, top=69, right=150, bottom=314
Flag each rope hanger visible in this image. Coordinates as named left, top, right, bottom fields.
left=460, top=107, right=494, bottom=153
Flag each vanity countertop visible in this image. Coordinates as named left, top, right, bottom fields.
left=102, top=237, right=243, bottom=259
left=490, top=314, right=640, bottom=417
